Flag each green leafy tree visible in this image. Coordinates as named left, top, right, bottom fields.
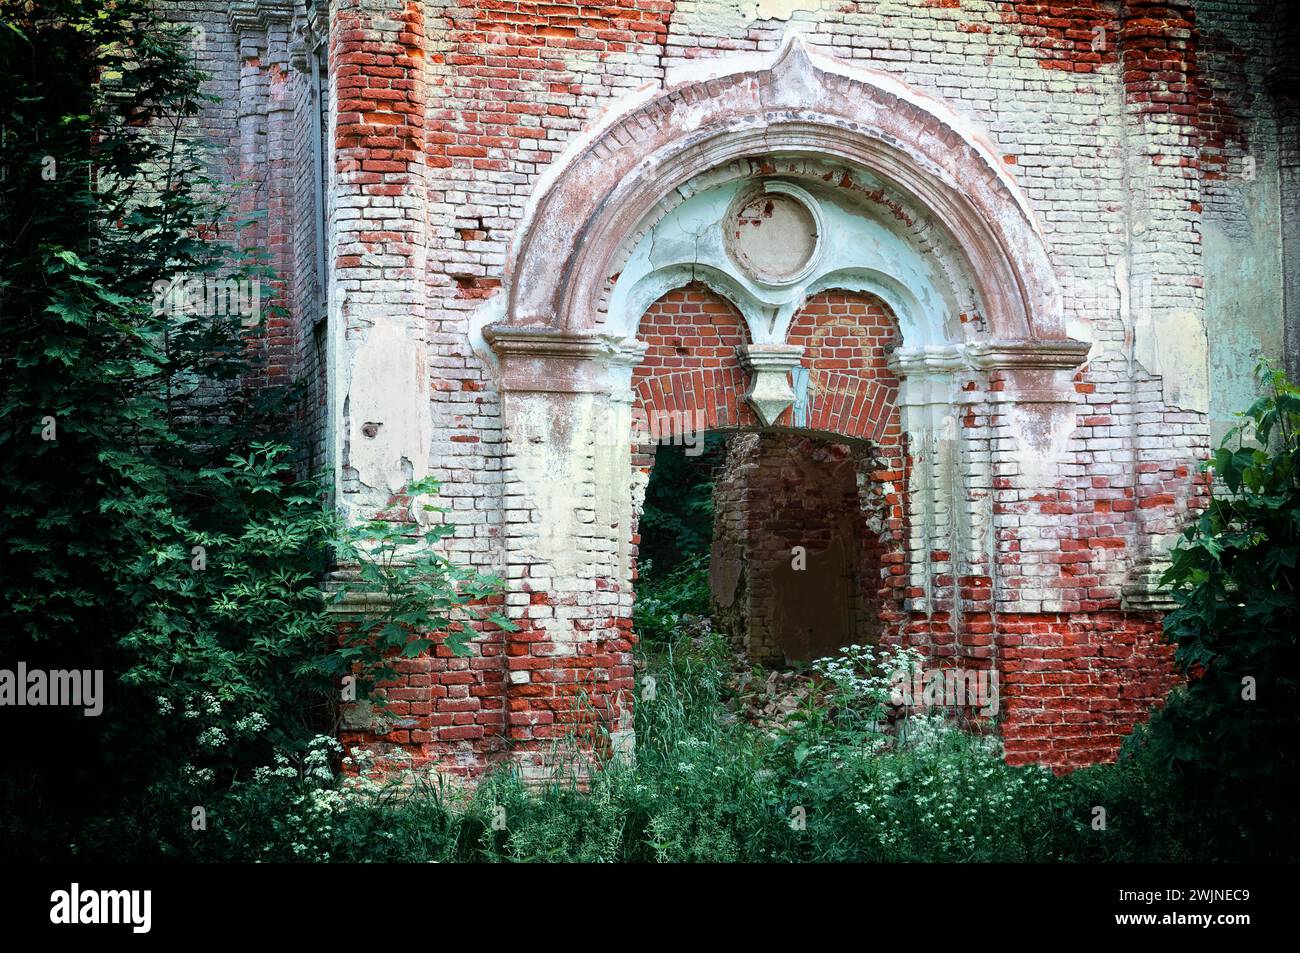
left=0, top=0, right=508, bottom=860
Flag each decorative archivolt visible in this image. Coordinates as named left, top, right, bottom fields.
left=496, top=35, right=1066, bottom=347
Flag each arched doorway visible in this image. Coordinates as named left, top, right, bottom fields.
left=630, top=283, right=904, bottom=667
left=482, top=38, right=1088, bottom=779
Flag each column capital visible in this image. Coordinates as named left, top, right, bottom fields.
left=964, top=338, right=1091, bottom=371
left=601, top=336, right=649, bottom=404
left=484, top=324, right=611, bottom=394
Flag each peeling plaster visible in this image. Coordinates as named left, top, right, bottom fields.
left=609, top=165, right=964, bottom=346
left=1204, top=196, right=1285, bottom=443
left=751, top=0, right=818, bottom=22
left=1007, top=402, right=1076, bottom=487
left=1134, top=307, right=1210, bottom=414
left=510, top=394, right=601, bottom=581
left=343, top=320, right=431, bottom=514
left=1117, top=257, right=1210, bottom=415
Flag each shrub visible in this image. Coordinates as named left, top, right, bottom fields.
left=1133, top=363, right=1300, bottom=859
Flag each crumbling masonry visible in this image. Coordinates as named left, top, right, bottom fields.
left=177, top=0, right=1299, bottom=775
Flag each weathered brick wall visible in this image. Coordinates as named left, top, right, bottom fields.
left=169, top=2, right=330, bottom=468
left=632, top=284, right=754, bottom=438
left=630, top=285, right=1182, bottom=765
left=164, top=0, right=1292, bottom=776
left=356, top=0, right=1247, bottom=774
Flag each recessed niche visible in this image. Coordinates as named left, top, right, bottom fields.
left=723, top=181, right=823, bottom=287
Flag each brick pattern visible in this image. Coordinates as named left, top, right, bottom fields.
left=632, top=284, right=755, bottom=444
left=997, top=613, right=1178, bottom=769
left=175, top=3, right=328, bottom=465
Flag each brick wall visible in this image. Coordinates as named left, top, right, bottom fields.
left=171, top=2, right=330, bottom=468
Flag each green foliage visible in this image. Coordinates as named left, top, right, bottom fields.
left=0, top=0, right=506, bottom=860
left=1133, top=362, right=1300, bottom=859
left=104, top=615, right=1286, bottom=863
left=631, top=553, right=711, bottom=646
left=0, top=0, right=322, bottom=856
left=114, top=444, right=337, bottom=785
left=327, top=476, right=516, bottom=692
left=159, top=636, right=1091, bottom=863
left=637, top=436, right=726, bottom=574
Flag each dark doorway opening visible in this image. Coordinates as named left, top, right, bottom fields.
left=635, top=430, right=886, bottom=667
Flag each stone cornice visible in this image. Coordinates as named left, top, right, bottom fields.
left=229, top=0, right=296, bottom=32
left=322, top=569, right=394, bottom=617
left=737, top=343, right=804, bottom=372
left=889, top=339, right=1091, bottom=378
left=964, top=338, right=1092, bottom=371
left=888, top=345, right=967, bottom=377
left=290, top=1, right=328, bottom=69
left=601, top=336, right=650, bottom=368
left=484, top=324, right=610, bottom=361
left=602, top=337, right=649, bottom=403
left=484, top=324, right=612, bottom=394
left=1122, top=556, right=1178, bottom=613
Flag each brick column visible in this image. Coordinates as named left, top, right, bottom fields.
left=1118, top=0, right=1212, bottom=607
left=328, top=0, right=430, bottom=521
left=890, top=340, right=1088, bottom=655
left=325, top=1, right=449, bottom=779
left=228, top=1, right=297, bottom=387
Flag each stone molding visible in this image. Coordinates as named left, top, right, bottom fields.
left=889, top=338, right=1090, bottom=403
left=322, top=568, right=394, bottom=617
left=228, top=0, right=295, bottom=32
left=737, top=344, right=805, bottom=425
left=603, top=337, right=650, bottom=404
left=502, top=36, right=1064, bottom=345
left=483, top=324, right=612, bottom=394
left=964, top=338, right=1092, bottom=371
left=1123, top=555, right=1179, bottom=612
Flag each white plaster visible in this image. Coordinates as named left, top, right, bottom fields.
left=511, top=35, right=1043, bottom=313
left=658, top=36, right=1040, bottom=235
left=1125, top=252, right=1211, bottom=414
left=467, top=294, right=505, bottom=373
left=1006, top=403, right=1076, bottom=488
left=1141, top=307, right=1210, bottom=414
left=343, top=319, right=431, bottom=516
left=509, top=393, right=600, bottom=579
left=750, top=0, right=816, bottom=21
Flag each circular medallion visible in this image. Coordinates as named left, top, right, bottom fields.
left=724, top=182, right=823, bottom=287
